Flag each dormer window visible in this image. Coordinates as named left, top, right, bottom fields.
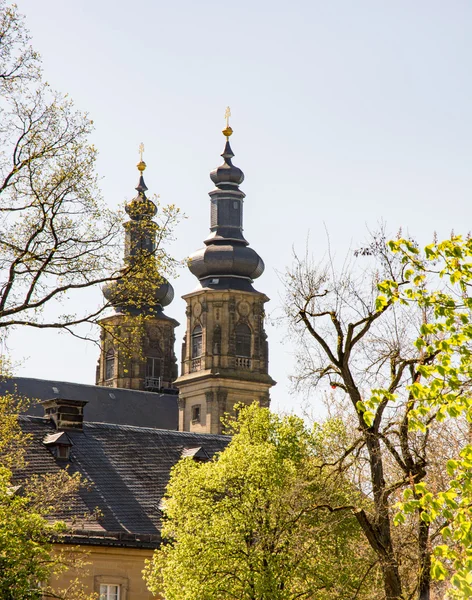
left=57, top=445, right=71, bottom=460
left=182, top=446, right=210, bottom=462
left=105, top=348, right=115, bottom=380
left=43, top=431, right=73, bottom=461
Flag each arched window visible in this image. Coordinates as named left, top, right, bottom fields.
left=105, top=348, right=115, bottom=380
left=235, top=323, right=251, bottom=357
left=191, top=325, right=203, bottom=358
left=213, top=325, right=221, bottom=355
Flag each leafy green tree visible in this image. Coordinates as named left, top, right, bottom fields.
left=285, top=231, right=472, bottom=599
left=144, top=403, right=378, bottom=600
left=0, top=0, right=179, bottom=343
left=382, top=236, right=472, bottom=599
left=0, top=392, right=93, bottom=600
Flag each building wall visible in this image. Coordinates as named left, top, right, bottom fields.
left=96, top=314, right=178, bottom=391
left=175, top=287, right=275, bottom=434
left=47, top=544, right=157, bottom=600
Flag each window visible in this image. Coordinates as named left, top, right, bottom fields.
left=146, top=356, right=162, bottom=378
left=213, top=325, right=221, bottom=355
left=100, top=584, right=120, bottom=600
left=94, top=576, right=127, bottom=600
left=57, top=445, right=70, bottom=460
left=235, top=323, right=251, bottom=357
left=191, top=404, right=201, bottom=424
left=105, top=349, right=115, bottom=380
left=191, top=325, right=202, bottom=358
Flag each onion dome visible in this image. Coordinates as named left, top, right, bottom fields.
left=188, top=112, right=265, bottom=291
left=103, top=149, right=174, bottom=314
left=209, top=141, right=244, bottom=189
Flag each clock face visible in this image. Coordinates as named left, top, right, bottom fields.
left=193, top=302, right=202, bottom=318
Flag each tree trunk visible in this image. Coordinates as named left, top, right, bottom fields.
left=418, top=517, right=431, bottom=600
left=381, top=559, right=403, bottom=600
left=360, top=430, right=404, bottom=600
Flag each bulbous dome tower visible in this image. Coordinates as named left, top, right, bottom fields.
left=176, top=113, right=275, bottom=435
left=96, top=149, right=179, bottom=393
left=102, top=158, right=174, bottom=314
left=188, top=126, right=264, bottom=291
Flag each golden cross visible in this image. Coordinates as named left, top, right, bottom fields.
left=139, top=142, right=145, bottom=162
left=224, top=106, right=231, bottom=128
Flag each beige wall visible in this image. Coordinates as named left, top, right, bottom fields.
left=48, top=544, right=157, bottom=600
left=175, top=287, right=275, bottom=434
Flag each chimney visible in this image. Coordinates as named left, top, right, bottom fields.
left=41, top=398, right=87, bottom=430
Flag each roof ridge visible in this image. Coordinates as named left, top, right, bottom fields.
left=5, top=376, right=175, bottom=398
left=82, top=421, right=230, bottom=438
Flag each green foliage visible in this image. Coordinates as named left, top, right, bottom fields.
left=0, top=0, right=180, bottom=340
left=0, top=466, right=64, bottom=600
left=379, top=235, right=472, bottom=598
left=0, top=392, right=95, bottom=599
left=144, top=404, right=377, bottom=600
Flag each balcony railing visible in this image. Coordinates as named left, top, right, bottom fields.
left=190, top=357, right=202, bottom=372
left=235, top=357, right=251, bottom=369
left=145, top=376, right=162, bottom=390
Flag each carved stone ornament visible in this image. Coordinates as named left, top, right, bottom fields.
left=193, top=302, right=202, bottom=318
left=238, top=301, right=250, bottom=317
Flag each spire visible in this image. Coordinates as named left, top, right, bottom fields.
left=210, top=108, right=244, bottom=190
left=125, top=143, right=157, bottom=221
left=187, top=111, right=264, bottom=291
left=102, top=145, right=174, bottom=313
left=135, top=142, right=148, bottom=195
left=222, top=106, right=233, bottom=139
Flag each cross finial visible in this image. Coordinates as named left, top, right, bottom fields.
left=222, top=107, right=233, bottom=138
left=137, top=142, right=146, bottom=172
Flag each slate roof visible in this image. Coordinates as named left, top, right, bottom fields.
left=1, top=377, right=178, bottom=430
left=19, top=416, right=229, bottom=548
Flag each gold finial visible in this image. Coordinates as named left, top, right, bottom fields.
left=222, top=106, right=233, bottom=138
left=137, top=142, right=146, bottom=172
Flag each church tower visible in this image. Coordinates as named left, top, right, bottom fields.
left=175, top=115, right=275, bottom=433
left=96, top=150, right=178, bottom=392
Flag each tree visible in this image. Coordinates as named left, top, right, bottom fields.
left=284, top=231, right=472, bottom=599
left=144, top=403, right=379, bottom=600
left=0, top=392, right=93, bottom=599
left=0, top=1, right=179, bottom=344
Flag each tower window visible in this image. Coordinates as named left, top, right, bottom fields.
left=235, top=323, right=251, bottom=357
left=105, top=349, right=115, bottom=380
left=146, top=356, right=162, bottom=379
left=213, top=325, right=221, bottom=355
left=145, top=357, right=162, bottom=390
left=191, top=404, right=201, bottom=424
left=191, top=325, right=203, bottom=358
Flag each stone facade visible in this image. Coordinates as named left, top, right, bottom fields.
left=96, top=313, right=178, bottom=391
left=47, top=545, right=156, bottom=600
left=175, top=287, right=274, bottom=434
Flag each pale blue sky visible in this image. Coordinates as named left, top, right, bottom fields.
left=8, top=0, right=472, bottom=415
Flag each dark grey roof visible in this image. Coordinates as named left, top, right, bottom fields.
left=18, top=416, right=229, bottom=548
left=1, top=377, right=178, bottom=430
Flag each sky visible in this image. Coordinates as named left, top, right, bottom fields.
left=7, top=0, right=472, bottom=416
